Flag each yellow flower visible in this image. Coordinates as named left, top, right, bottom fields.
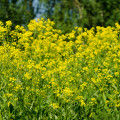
left=114, top=72, right=119, bottom=76
left=80, top=100, right=86, bottom=107
left=24, top=72, right=31, bottom=79
left=5, top=93, right=13, bottom=97
left=105, top=100, right=109, bottom=104
left=62, top=87, right=73, bottom=96
left=89, top=112, right=95, bottom=118
left=90, top=98, right=97, bottom=104
left=6, top=21, right=12, bottom=27
left=118, top=51, right=120, bottom=57
left=8, top=101, right=14, bottom=107
left=50, top=103, right=59, bottom=109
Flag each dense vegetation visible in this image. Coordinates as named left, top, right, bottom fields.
left=0, top=0, right=35, bottom=28
left=0, top=19, right=120, bottom=119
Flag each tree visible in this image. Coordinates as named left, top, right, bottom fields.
left=0, top=0, right=35, bottom=28
left=40, top=0, right=77, bottom=33
left=39, top=0, right=120, bottom=33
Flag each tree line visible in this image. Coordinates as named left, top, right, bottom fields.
left=1, top=0, right=120, bottom=33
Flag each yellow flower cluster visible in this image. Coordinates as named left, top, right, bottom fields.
left=1, top=18, right=120, bottom=118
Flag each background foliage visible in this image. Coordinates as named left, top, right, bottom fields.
left=1, top=0, right=120, bottom=33
left=0, top=0, right=35, bottom=28
left=41, top=0, right=120, bottom=33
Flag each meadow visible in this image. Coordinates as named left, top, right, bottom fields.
left=0, top=18, right=120, bottom=120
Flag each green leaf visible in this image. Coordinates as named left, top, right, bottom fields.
left=0, top=110, right=2, bottom=120
left=103, top=92, right=106, bottom=102
left=9, top=103, right=14, bottom=113
left=112, top=84, right=117, bottom=90
left=50, top=112, right=52, bottom=119
left=55, top=115, right=58, bottom=119
left=117, top=114, right=120, bottom=120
